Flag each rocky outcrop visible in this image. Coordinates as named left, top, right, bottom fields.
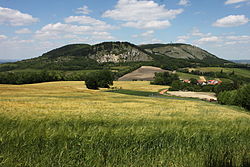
left=89, top=42, right=153, bottom=63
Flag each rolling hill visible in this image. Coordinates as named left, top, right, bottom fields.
left=140, top=43, right=228, bottom=64
left=0, top=42, right=231, bottom=73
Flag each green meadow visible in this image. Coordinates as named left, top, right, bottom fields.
left=193, top=67, right=250, bottom=79
left=0, top=81, right=249, bottom=167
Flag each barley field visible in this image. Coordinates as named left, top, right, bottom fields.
left=0, top=81, right=249, bottom=167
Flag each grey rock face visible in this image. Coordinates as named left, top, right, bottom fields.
left=89, top=42, right=153, bottom=63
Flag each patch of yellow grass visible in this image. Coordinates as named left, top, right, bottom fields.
left=0, top=81, right=249, bottom=123
left=113, top=81, right=168, bottom=92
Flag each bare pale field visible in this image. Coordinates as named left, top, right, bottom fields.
left=167, top=91, right=217, bottom=101
left=0, top=81, right=250, bottom=166
left=118, top=66, right=168, bottom=81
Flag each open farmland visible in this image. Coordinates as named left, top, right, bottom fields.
left=0, top=81, right=250, bottom=167
left=192, top=67, right=250, bottom=79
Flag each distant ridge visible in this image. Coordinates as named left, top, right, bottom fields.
left=0, top=41, right=231, bottom=72
left=231, top=60, right=250, bottom=64
left=0, top=59, right=20, bottom=64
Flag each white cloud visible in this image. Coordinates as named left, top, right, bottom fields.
left=35, top=22, right=91, bottom=39
left=76, top=5, right=92, bottom=15
left=123, top=20, right=170, bottom=29
left=175, top=28, right=212, bottom=43
left=196, top=36, right=221, bottom=44
left=102, top=0, right=183, bottom=29
left=91, top=32, right=115, bottom=40
left=151, top=38, right=162, bottom=43
left=177, top=35, right=190, bottom=40
left=176, top=35, right=190, bottom=43
left=225, top=0, right=249, bottom=5
left=133, top=30, right=154, bottom=38
left=64, top=16, right=115, bottom=30
left=141, top=30, right=154, bottom=37
left=15, top=28, right=32, bottom=34
left=35, top=22, right=115, bottom=41
left=176, top=39, right=186, bottom=43
left=225, top=35, right=250, bottom=45
left=0, top=6, right=38, bottom=26
left=191, top=28, right=211, bottom=37
left=178, top=0, right=190, bottom=6
left=193, top=32, right=250, bottom=46
left=213, top=15, right=249, bottom=27
left=0, top=34, right=7, bottom=40
left=234, top=4, right=242, bottom=8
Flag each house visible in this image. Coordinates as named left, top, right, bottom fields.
left=183, top=79, right=191, bottom=83
left=207, top=80, right=222, bottom=85
left=197, top=80, right=207, bottom=86
left=181, top=79, right=222, bottom=86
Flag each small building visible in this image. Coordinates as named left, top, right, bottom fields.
left=207, top=80, right=222, bottom=85
left=183, top=79, right=191, bottom=83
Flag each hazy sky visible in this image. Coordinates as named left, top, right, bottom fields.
left=0, top=0, right=249, bottom=60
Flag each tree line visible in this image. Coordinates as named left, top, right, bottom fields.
left=151, top=72, right=249, bottom=111
left=178, top=69, right=250, bottom=84
left=217, top=84, right=250, bottom=111
left=0, top=71, right=87, bottom=84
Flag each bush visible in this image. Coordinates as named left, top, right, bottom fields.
left=0, top=71, right=64, bottom=84
left=217, top=84, right=250, bottom=111
left=236, top=84, right=250, bottom=110
left=170, top=80, right=184, bottom=91
left=190, top=78, right=198, bottom=85
left=214, top=82, right=235, bottom=95
left=85, top=70, right=114, bottom=89
left=151, top=72, right=179, bottom=85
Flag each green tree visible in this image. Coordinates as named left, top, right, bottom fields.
left=190, top=78, right=198, bottom=85
left=85, top=70, right=114, bottom=89
left=214, top=82, right=235, bottom=95
left=151, top=72, right=179, bottom=85
left=170, top=80, right=184, bottom=91
left=218, top=84, right=250, bottom=111
left=236, top=84, right=250, bottom=110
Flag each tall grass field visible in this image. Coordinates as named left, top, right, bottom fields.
left=0, top=81, right=249, bottom=167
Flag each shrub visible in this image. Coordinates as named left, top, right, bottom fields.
left=85, top=70, right=114, bottom=90
left=170, top=80, right=184, bottom=91
left=214, top=82, right=235, bottom=95
left=236, top=84, right=250, bottom=110
left=217, top=84, right=250, bottom=111
left=151, top=72, right=179, bottom=85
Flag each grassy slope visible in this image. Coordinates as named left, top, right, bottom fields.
left=194, top=67, right=250, bottom=78
left=0, top=81, right=250, bottom=167
left=176, top=72, right=200, bottom=80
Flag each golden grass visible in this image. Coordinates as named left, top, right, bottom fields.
left=112, top=81, right=168, bottom=92
left=0, top=81, right=250, bottom=166
left=0, top=81, right=249, bottom=122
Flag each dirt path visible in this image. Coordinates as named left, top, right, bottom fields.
left=167, top=91, right=217, bottom=101
left=199, top=76, right=206, bottom=82
left=159, top=89, right=168, bottom=95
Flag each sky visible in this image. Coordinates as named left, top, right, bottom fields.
left=0, top=0, right=249, bottom=60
